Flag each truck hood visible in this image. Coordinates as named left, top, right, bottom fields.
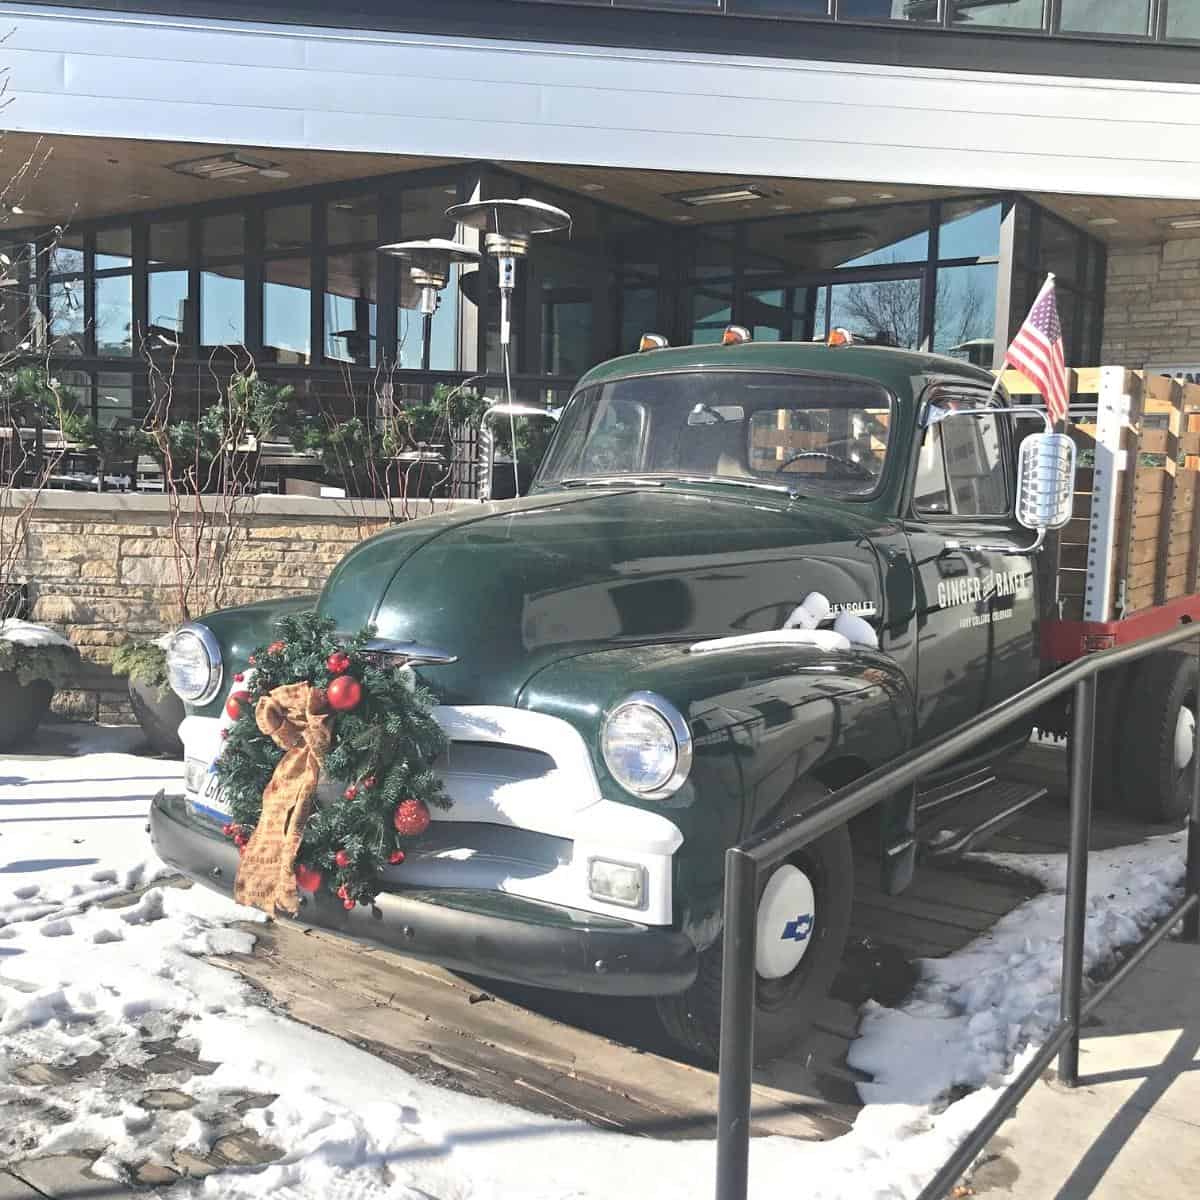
left=317, top=487, right=885, bottom=706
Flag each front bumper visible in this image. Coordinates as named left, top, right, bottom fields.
left=150, top=790, right=697, bottom=997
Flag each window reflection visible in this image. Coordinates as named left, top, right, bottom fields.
left=265, top=205, right=311, bottom=253
left=96, top=227, right=132, bottom=271
left=201, top=267, right=245, bottom=347
left=49, top=279, right=85, bottom=355
left=96, top=275, right=132, bottom=356
left=203, top=213, right=244, bottom=260
left=840, top=0, right=939, bottom=21
left=950, top=0, right=1045, bottom=28
left=50, top=233, right=84, bottom=275
left=327, top=195, right=378, bottom=246
left=1060, top=0, right=1150, bottom=35
left=939, top=199, right=1002, bottom=259
left=325, top=251, right=377, bottom=366
left=264, top=259, right=311, bottom=364
left=1166, top=1, right=1200, bottom=39
left=149, top=270, right=190, bottom=343
left=935, top=263, right=997, bottom=363
left=827, top=278, right=922, bottom=348
left=97, top=372, right=134, bottom=427
left=150, top=220, right=189, bottom=266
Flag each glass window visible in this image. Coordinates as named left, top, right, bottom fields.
left=618, top=267, right=659, bottom=356
left=49, top=278, right=85, bottom=354
left=149, top=220, right=189, bottom=266
left=201, top=266, right=245, bottom=347
left=916, top=414, right=1008, bottom=517
left=827, top=277, right=923, bottom=348
left=397, top=274, right=458, bottom=371
left=265, top=205, right=311, bottom=253
left=538, top=371, right=892, bottom=498
left=939, top=199, right=1002, bottom=260
left=96, top=372, right=135, bottom=428
left=726, top=0, right=830, bottom=15
left=49, top=231, right=84, bottom=275
left=840, top=0, right=938, bottom=21
left=149, top=270, right=190, bottom=338
left=264, top=258, right=311, bottom=363
left=1060, top=0, right=1150, bottom=35
left=950, top=0, right=1045, bottom=29
left=328, top=195, right=379, bottom=246
left=1166, top=2, right=1200, bottom=39
left=934, top=263, right=997, bottom=363
left=687, top=231, right=736, bottom=346
left=541, top=279, right=592, bottom=376
left=745, top=286, right=817, bottom=343
left=840, top=226, right=929, bottom=269
left=325, top=251, right=377, bottom=367
left=95, top=274, right=132, bottom=356
left=1040, top=216, right=1082, bottom=285
left=95, top=227, right=132, bottom=271
left=202, top=213, right=244, bottom=260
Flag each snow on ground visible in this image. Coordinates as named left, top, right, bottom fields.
left=0, top=728, right=1190, bottom=1199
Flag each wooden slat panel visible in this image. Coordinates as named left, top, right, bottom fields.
left=1058, top=568, right=1088, bottom=598
left=1153, top=380, right=1184, bottom=603
left=1141, top=429, right=1200, bottom=455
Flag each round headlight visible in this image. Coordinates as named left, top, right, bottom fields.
left=166, top=624, right=223, bottom=704
left=601, top=691, right=692, bottom=799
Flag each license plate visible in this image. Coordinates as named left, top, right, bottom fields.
left=189, top=764, right=232, bottom=824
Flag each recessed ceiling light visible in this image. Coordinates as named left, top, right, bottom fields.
left=667, top=184, right=768, bottom=208
left=771, top=203, right=792, bottom=211
left=874, top=192, right=896, bottom=200
left=171, top=151, right=276, bottom=180
left=443, top=186, right=457, bottom=195
left=825, top=195, right=857, bottom=206
left=1161, top=214, right=1200, bottom=230
left=1071, top=205, right=1090, bottom=213
left=1088, top=216, right=1119, bottom=226
left=673, top=214, right=695, bottom=222
left=581, top=183, right=605, bottom=192
left=259, top=168, right=291, bottom=180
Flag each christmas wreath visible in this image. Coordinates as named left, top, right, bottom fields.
left=215, top=611, right=450, bottom=915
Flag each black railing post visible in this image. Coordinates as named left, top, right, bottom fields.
left=715, top=846, right=758, bottom=1200
left=1186, top=632, right=1200, bottom=944
left=1059, top=674, right=1097, bottom=1087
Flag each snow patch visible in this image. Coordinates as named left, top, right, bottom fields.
left=0, top=619, right=73, bottom=648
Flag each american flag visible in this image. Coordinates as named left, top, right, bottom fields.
left=1004, top=274, right=1070, bottom=425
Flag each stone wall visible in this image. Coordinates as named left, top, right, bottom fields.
left=10, top=492, right=457, bottom=723
left=1101, top=238, right=1200, bottom=368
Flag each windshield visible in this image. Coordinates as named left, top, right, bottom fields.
left=535, top=370, right=893, bottom=497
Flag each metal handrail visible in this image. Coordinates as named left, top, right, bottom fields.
left=714, top=621, right=1200, bottom=1200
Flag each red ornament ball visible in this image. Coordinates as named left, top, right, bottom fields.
left=343, top=898, right=356, bottom=911
left=234, top=672, right=244, bottom=683
left=225, top=690, right=251, bottom=721
left=336, top=884, right=348, bottom=900
left=295, top=863, right=323, bottom=893
left=221, top=823, right=233, bottom=837
left=393, top=799, right=431, bottom=837
left=389, top=850, right=406, bottom=865
left=326, top=651, right=351, bottom=675
left=334, top=849, right=351, bottom=868
left=343, top=784, right=358, bottom=801
left=268, top=640, right=286, bottom=655
left=327, top=674, right=363, bottom=712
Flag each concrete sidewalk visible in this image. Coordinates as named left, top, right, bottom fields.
left=973, top=938, right=1200, bottom=1199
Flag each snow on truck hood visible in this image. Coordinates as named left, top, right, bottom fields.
left=316, top=487, right=884, bottom=707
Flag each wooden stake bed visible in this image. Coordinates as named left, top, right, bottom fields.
left=1003, top=367, right=1200, bottom=663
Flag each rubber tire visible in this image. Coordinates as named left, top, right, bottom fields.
left=1063, top=664, right=1128, bottom=812
left=1116, top=650, right=1198, bottom=824
left=655, top=782, right=854, bottom=1066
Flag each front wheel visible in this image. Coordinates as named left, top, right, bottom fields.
left=655, top=784, right=854, bottom=1066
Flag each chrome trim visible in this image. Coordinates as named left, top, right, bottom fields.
left=601, top=690, right=694, bottom=801
left=359, top=639, right=458, bottom=667
left=168, top=622, right=223, bottom=706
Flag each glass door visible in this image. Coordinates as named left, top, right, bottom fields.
left=824, top=275, right=924, bottom=349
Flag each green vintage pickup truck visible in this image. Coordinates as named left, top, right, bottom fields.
left=151, top=335, right=1079, bottom=1063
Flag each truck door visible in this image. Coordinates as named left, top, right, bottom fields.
left=904, top=402, right=1040, bottom=743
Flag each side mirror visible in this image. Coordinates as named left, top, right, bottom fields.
left=479, top=403, right=560, bottom=502
left=1016, top=431, right=1075, bottom=532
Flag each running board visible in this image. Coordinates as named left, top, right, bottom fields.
left=919, top=781, right=1049, bottom=862
left=915, top=768, right=999, bottom=819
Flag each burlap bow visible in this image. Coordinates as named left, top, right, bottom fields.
left=233, top=682, right=333, bottom=916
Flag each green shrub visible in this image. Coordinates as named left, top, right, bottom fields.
left=112, top=639, right=169, bottom=694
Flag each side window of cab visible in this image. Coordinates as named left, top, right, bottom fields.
left=914, top=407, right=1009, bottom=519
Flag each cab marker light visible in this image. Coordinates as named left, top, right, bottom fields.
left=722, top=324, right=751, bottom=345
left=638, top=333, right=669, bottom=352
left=827, top=327, right=855, bottom=347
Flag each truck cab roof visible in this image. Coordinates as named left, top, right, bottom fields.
left=574, top=339, right=999, bottom=399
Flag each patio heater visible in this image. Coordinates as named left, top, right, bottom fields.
left=378, top=238, right=480, bottom=371
left=442, top=198, right=572, bottom=498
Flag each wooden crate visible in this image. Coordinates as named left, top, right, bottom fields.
left=1006, top=367, right=1200, bottom=622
